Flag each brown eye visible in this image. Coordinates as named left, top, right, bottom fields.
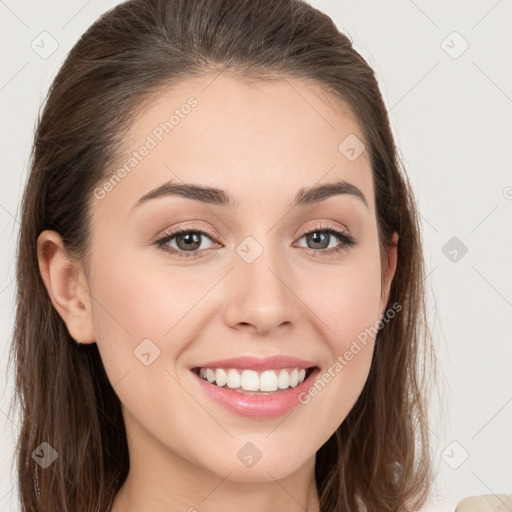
left=174, top=231, right=203, bottom=251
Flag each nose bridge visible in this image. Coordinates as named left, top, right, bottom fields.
left=237, top=231, right=290, bottom=302
left=224, top=230, right=299, bottom=333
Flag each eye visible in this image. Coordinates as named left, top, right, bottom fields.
left=295, top=222, right=357, bottom=256
left=155, top=226, right=219, bottom=259
left=154, top=222, right=357, bottom=259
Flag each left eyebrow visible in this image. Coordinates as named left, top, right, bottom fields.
left=294, top=180, right=368, bottom=208
left=128, top=178, right=368, bottom=214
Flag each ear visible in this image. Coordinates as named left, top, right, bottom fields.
left=36, top=230, right=96, bottom=344
left=379, top=231, right=399, bottom=316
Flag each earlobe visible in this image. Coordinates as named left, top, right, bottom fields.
left=36, top=230, right=96, bottom=344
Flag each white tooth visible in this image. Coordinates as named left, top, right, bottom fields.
left=277, top=369, right=290, bottom=389
left=215, top=368, right=227, bottom=387
left=259, top=370, right=278, bottom=391
left=226, top=369, right=241, bottom=388
left=241, top=369, right=259, bottom=391
left=200, top=366, right=308, bottom=390
left=289, top=368, right=299, bottom=387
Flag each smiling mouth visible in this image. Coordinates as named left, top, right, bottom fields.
left=191, top=366, right=318, bottom=395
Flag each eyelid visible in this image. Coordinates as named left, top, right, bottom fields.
left=298, top=220, right=352, bottom=239
left=154, top=220, right=357, bottom=258
left=295, top=221, right=357, bottom=252
left=157, top=222, right=223, bottom=244
left=156, top=220, right=352, bottom=245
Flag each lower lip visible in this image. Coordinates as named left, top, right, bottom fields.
left=191, top=367, right=320, bottom=418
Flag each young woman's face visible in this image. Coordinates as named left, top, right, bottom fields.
left=81, top=74, right=397, bottom=482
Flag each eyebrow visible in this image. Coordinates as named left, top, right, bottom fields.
left=128, top=178, right=368, bottom=213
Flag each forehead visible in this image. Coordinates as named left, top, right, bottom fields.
left=94, top=73, right=374, bottom=218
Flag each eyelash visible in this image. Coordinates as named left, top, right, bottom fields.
left=154, top=222, right=357, bottom=259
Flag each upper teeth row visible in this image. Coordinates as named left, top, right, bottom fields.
left=198, top=367, right=307, bottom=392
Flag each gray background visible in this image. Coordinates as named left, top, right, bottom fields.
left=1, top=1, right=511, bottom=510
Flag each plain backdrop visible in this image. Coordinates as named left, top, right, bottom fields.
left=1, top=1, right=511, bottom=511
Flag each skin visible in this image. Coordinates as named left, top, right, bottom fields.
left=37, top=73, right=398, bottom=512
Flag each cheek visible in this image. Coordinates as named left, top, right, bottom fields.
left=293, top=254, right=383, bottom=444
left=89, top=241, right=200, bottom=340
left=86, top=246, right=193, bottom=385
left=293, top=243, right=382, bottom=406
left=87, top=245, right=231, bottom=414
left=299, top=247, right=383, bottom=352
left=87, top=255, right=200, bottom=438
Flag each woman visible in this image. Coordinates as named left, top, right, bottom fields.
left=9, top=0, right=438, bottom=510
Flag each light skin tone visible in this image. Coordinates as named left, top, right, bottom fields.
left=37, top=73, right=398, bottom=512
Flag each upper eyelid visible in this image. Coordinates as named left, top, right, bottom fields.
left=159, top=219, right=352, bottom=236
left=158, top=224, right=221, bottom=243
left=157, top=222, right=354, bottom=246
left=155, top=223, right=357, bottom=261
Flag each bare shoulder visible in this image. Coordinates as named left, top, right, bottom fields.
left=454, top=494, right=512, bottom=512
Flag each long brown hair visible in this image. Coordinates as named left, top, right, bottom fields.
left=8, top=0, right=437, bottom=510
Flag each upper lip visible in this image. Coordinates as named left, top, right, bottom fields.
left=191, top=355, right=318, bottom=371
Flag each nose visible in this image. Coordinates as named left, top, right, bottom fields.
left=222, top=241, right=301, bottom=336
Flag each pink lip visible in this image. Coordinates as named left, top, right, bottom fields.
left=190, top=355, right=317, bottom=371
left=191, top=366, right=320, bottom=419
